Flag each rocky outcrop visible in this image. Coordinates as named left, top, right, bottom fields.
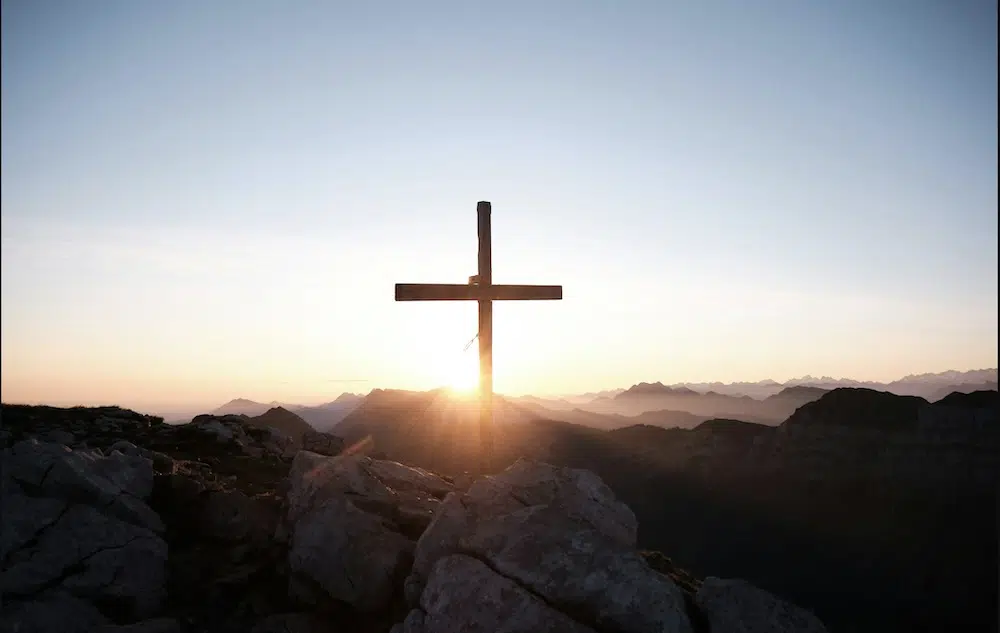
left=696, top=577, right=828, bottom=633
left=281, top=452, right=455, bottom=611
left=249, top=407, right=314, bottom=444
left=1, top=439, right=168, bottom=632
left=300, top=430, right=344, bottom=456
left=2, top=404, right=829, bottom=633
left=398, top=458, right=695, bottom=632
left=189, top=414, right=295, bottom=459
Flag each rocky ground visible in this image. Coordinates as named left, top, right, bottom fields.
left=1, top=404, right=828, bottom=633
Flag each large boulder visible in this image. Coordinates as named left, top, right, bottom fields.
left=400, top=458, right=691, bottom=633
left=1, top=439, right=168, bottom=632
left=300, top=430, right=344, bottom=456
left=401, top=554, right=599, bottom=633
left=408, top=458, right=638, bottom=594
left=283, top=452, right=455, bottom=612
left=695, top=577, right=828, bottom=633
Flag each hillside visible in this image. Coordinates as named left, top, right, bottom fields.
left=212, top=395, right=364, bottom=430
left=324, top=387, right=999, bottom=633
left=250, top=406, right=315, bottom=442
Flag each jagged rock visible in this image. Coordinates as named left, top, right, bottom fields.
left=283, top=452, right=454, bottom=611
left=0, top=590, right=109, bottom=633
left=365, top=459, right=455, bottom=498
left=300, top=430, right=345, bottom=456
left=695, top=577, right=829, bottom=633
left=3, top=439, right=163, bottom=533
left=288, top=495, right=414, bottom=611
left=191, top=415, right=250, bottom=442
left=1, top=440, right=168, bottom=629
left=401, top=459, right=689, bottom=633
left=2, top=494, right=167, bottom=615
left=259, top=427, right=294, bottom=458
left=407, top=554, right=599, bottom=633
left=408, top=458, right=637, bottom=600
left=201, top=489, right=276, bottom=544
left=461, top=504, right=692, bottom=633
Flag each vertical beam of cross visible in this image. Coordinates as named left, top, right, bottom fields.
left=477, top=201, right=494, bottom=472
left=393, top=201, right=562, bottom=475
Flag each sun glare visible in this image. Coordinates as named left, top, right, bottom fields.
left=449, top=362, right=479, bottom=394
left=442, top=349, right=480, bottom=394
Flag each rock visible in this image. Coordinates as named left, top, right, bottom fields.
left=460, top=504, right=692, bottom=633
left=3, top=438, right=163, bottom=533
left=409, top=458, right=637, bottom=592
left=109, top=440, right=144, bottom=456
left=1, top=440, right=168, bottom=624
left=285, top=452, right=451, bottom=529
left=92, top=618, right=183, bottom=633
left=282, top=452, right=457, bottom=611
left=399, top=459, right=692, bottom=633
left=366, top=459, right=454, bottom=498
left=243, top=445, right=265, bottom=458
left=390, top=609, right=425, bottom=633
left=43, top=429, right=76, bottom=446
left=201, top=489, right=275, bottom=544
left=0, top=591, right=109, bottom=633
left=1, top=498, right=168, bottom=618
left=250, top=612, right=329, bottom=633
left=696, top=577, right=829, bottom=633
left=192, top=418, right=241, bottom=442
left=414, top=554, right=598, bottom=633
left=300, top=430, right=345, bottom=456
left=287, top=496, right=414, bottom=611
left=261, top=427, right=294, bottom=453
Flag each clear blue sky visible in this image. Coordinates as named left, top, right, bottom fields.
left=2, top=1, right=997, bottom=415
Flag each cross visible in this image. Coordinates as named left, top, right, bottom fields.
left=395, top=201, right=563, bottom=473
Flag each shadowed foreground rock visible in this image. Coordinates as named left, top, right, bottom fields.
left=1, top=439, right=169, bottom=632
left=1, top=404, right=828, bottom=633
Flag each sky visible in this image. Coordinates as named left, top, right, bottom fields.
left=2, top=1, right=997, bottom=416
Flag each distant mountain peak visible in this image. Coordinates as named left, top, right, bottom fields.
left=226, top=398, right=261, bottom=406
left=617, top=382, right=698, bottom=398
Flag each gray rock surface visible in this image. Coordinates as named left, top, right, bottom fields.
left=92, top=618, right=183, bottom=633
left=0, top=591, right=109, bottom=633
left=696, top=577, right=829, bottom=633
left=409, top=457, right=638, bottom=597
left=300, top=430, right=345, bottom=456
left=283, top=452, right=455, bottom=611
left=412, top=554, right=599, bottom=633
left=401, top=458, right=690, bottom=633
left=288, top=495, right=414, bottom=611
left=462, top=504, right=691, bottom=633
left=1, top=439, right=168, bottom=632
left=249, top=612, right=333, bottom=633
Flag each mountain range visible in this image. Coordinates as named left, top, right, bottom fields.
left=210, top=368, right=996, bottom=432
left=212, top=393, right=365, bottom=430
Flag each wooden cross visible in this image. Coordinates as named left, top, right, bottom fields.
left=395, top=201, right=563, bottom=473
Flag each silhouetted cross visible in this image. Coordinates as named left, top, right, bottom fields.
left=395, top=201, right=563, bottom=473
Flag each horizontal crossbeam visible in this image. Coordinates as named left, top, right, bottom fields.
left=395, top=283, right=563, bottom=302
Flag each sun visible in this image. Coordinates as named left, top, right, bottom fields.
left=442, top=349, right=480, bottom=395
left=448, top=361, right=479, bottom=394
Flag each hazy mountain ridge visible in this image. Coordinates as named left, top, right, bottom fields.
left=208, top=368, right=996, bottom=435
left=212, top=394, right=364, bottom=430
left=602, top=368, right=997, bottom=400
